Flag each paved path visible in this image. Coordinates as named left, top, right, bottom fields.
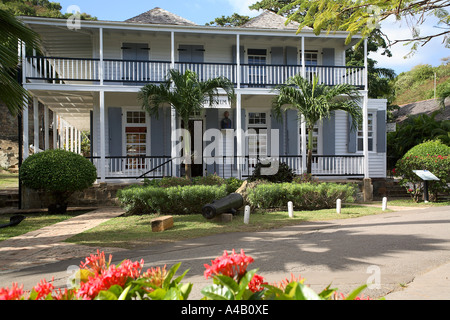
left=0, top=205, right=450, bottom=300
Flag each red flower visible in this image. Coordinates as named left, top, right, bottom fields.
left=248, top=274, right=267, bottom=292
left=76, top=258, right=144, bottom=300
left=0, top=283, right=24, bottom=300
left=204, top=249, right=254, bottom=280
left=32, top=278, right=54, bottom=300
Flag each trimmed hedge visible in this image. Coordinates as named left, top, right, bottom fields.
left=247, top=182, right=357, bottom=210
left=117, top=184, right=228, bottom=215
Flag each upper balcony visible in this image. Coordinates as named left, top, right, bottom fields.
left=20, top=9, right=366, bottom=91
left=25, top=55, right=365, bottom=89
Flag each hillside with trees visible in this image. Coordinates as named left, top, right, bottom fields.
left=393, top=58, right=450, bottom=106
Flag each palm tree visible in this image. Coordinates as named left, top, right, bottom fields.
left=138, top=69, right=235, bottom=179
left=272, top=75, right=362, bottom=174
left=0, top=9, right=40, bottom=115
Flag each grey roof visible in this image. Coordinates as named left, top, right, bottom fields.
left=241, top=11, right=310, bottom=30
left=125, top=7, right=197, bottom=26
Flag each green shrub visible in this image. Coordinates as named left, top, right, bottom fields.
left=19, top=149, right=97, bottom=214
left=117, top=184, right=228, bottom=215
left=248, top=182, right=357, bottom=210
left=395, top=140, right=450, bottom=202
left=224, top=177, right=244, bottom=193
left=192, top=174, right=224, bottom=186
left=249, top=161, right=296, bottom=183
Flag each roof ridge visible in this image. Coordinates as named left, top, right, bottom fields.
left=125, top=7, right=197, bottom=26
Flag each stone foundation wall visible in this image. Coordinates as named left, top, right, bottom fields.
left=21, top=183, right=131, bottom=210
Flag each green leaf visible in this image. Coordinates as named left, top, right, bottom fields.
left=118, top=285, right=132, bottom=300
left=345, top=284, right=368, bottom=300
left=95, top=290, right=119, bottom=300
left=214, top=275, right=240, bottom=294
left=163, top=262, right=181, bottom=289
left=318, top=284, right=338, bottom=300
left=179, top=283, right=193, bottom=300
left=201, top=284, right=234, bottom=300
left=148, top=288, right=168, bottom=300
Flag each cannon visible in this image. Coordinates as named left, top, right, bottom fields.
left=202, top=193, right=244, bottom=220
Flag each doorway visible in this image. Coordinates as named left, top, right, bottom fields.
left=181, top=118, right=204, bottom=178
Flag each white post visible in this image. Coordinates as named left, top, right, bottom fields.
left=44, top=105, right=49, bottom=150
left=65, top=121, right=69, bottom=151
left=52, top=111, right=57, bottom=149
left=74, top=128, right=78, bottom=153
left=99, top=27, right=104, bottom=86
left=23, top=102, right=29, bottom=160
left=301, top=37, right=307, bottom=173
left=336, top=199, right=342, bottom=214
left=33, top=97, right=39, bottom=153
left=236, top=34, right=241, bottom=89
left=99, top=90, right=106, bottom=182
left=363, top=39, right=369, bottom=179
left=244, top=205, right=250, bottom=224
left=70, top=126, right=74, bottom=152
left=78, top=130, right=82, bottom=154
left=288, top=201, right=294, bottom=218
left=382, top=197, right=388, bottom=211
left=236, top=92, right=243, bottom=179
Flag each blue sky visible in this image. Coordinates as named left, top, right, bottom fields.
left=56, top=0, right=449, bottom=75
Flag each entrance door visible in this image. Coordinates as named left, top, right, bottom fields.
left=181, top=118, right=204, bottom=177
left=248, top=112, right=268, bottom=167
left=122, top=43, right=149, bottom=85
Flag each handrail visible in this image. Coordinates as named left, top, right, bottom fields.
left=137, top=156, right=182, bottom=179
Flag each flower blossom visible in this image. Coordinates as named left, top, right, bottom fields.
left=0, top=283, right=25, bottom=300
left=204, top=249, right=254, bottom=280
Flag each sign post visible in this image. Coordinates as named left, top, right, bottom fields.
left=412, top=170, right=440, bottom=203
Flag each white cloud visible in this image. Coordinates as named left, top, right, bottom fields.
left=225, top=0, right=260, bottom=17
left=369, top=15, right=449, bottom=75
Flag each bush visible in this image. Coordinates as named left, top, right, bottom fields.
left=19, top=149, right=97, bottom=213
left=247, top=182, right=357, bottom=210
left=395, top=140, right=450, bottom=202
left=117, top=184, right=228, bottom=215
left=249, top=161, right=296, bottom=183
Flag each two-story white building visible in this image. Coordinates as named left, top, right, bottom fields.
left=19, top=7, right=387, bottom=183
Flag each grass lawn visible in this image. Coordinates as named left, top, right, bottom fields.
left=66, top=205, right=389, bottom=249
left=0, top=211, right=90, bottom=242
left=0, top=172, right=18, bottom=189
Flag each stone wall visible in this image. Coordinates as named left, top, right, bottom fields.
left=21, top=183, right=130, bottom=210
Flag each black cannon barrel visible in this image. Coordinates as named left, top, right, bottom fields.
left=202, top=193, right=244, bottom=220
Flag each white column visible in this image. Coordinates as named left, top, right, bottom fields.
left=78, top=130, right=82, bottom=154
left=65, top=121, right=69, bottom=151
left=23, top=102, right=29, bottom=160
left=236, top=34, right=241, bottom=90
left=99, top=90, right=106, bottom=181
left=52, top=112, right=57, bottom=149
left=236, top=34, right=243, bottom=178
left=99, top=28, right=104, bottom=86
left=33, top=97, right=39, bottom=153
left=44, top=105, right=49, bottom=150
left=171, top=31, right=175, bottom=69
left=301, top=37, right=307, bottom=173
left=236, top=92, right=242, bottom=179
left=363, top=39, right=369, bottom=178
left=74, top=128, right=78, bottom=153
left=71, top=126, right=75, bottom=152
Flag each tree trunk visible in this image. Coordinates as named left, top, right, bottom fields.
left=183, top=118, right=192, bottom=179
left=306, top=125, right=314, bottom=174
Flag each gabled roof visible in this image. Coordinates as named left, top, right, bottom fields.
left=125, top=7, right=197, bottom=26
left=241, top=10, right=310, bottom=30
